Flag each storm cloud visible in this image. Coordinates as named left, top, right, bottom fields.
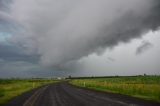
left=1, top=0, right=160, bottom=69
left=136, top=41, right=153, bottom=55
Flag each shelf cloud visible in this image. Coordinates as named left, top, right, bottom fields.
left=1, top=0, right=160, bottom=69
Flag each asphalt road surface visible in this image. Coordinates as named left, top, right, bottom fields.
left=4, top=82, right=160, bottom=106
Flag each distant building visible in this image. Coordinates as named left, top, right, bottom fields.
left=57, top=77, right=62, bottom=80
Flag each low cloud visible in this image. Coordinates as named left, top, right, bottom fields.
left=136, top=41, right=153, bottom=55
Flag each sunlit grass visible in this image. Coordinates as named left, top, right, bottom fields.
left=0, top=79, right=59, bottom=105
left=70, top=76, right=160, bottom=101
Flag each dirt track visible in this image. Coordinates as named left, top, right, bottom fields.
left=3, top=82, right=160, bottom=106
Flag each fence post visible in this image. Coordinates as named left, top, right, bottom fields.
left=32, top=82, right=35, bottom=88
left=84, top=82, right=86, bottom=87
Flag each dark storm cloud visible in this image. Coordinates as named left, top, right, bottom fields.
left=0, top=44, right=39, bottom=62
left=0, top=60, right=39, bottom=78
left=1, top=0, right=160, bottom=69
left=0, top=0, right=11, bottom=11
left=136, top=41, right=153, bottom=55
left=0, top=0, right=17, bottom=33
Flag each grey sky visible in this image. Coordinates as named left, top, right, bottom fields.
left=0, top=0, right=160, bottom=78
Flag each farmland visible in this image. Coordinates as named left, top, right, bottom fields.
left=0, top=79, right=59, bottom=105
left=70, top=76, right=160, bottom=101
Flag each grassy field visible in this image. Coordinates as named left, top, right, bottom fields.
left=0, top=79, right=59, bottom=105
left=70, top=76, right=160, bottom=101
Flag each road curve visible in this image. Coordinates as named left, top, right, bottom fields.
left=3, top=82, right=160, bottom=106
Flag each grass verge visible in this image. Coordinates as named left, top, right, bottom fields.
left=70, top=76, right=160, bottom=101
left=0, top=79, right=59, bottom=105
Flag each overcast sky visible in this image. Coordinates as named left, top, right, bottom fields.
left=0, top=0, right=160, bottom=78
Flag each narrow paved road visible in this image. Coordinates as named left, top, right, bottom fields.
left=4, top=82, right=160, bottom=106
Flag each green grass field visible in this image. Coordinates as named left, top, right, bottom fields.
left=70, top=76, right=160, bottom=101
left=0, top=79, right=59, bottom=105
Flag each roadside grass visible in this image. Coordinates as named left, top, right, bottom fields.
left=70, top=76, right=160, bottom=101
left=0, top=79, right=59, bottom=105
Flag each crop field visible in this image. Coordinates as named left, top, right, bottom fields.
left=0, top=79, right=59, bottom=105
left=70, top=76, right=160, bottom=101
